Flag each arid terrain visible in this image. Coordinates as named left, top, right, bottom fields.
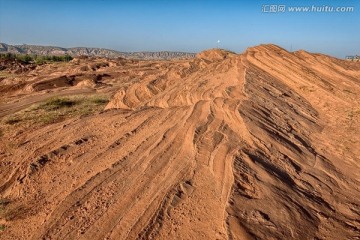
left=0, top=44, right=359, bottom=240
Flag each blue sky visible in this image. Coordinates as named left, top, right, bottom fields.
left=0, top=0, right=359, bottom=57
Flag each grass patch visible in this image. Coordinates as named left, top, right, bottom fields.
left=0, top=199, right=10, bottom=219
left=4, top=116, right=22, bottom=125
left=91, top=97, right=109, bottom=105
left=0, top=224, right=5, bottom=231
left=2, top=95, right=110, bottom=126
left=1, top=204, right=30, bottom=221
left=41, top=97, right=78, bottom=111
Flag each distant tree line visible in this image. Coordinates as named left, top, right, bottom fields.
left=0, top=53, right=73, bottom=64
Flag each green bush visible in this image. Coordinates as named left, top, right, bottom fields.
left=42, top=97, right=78, bottom=110
left=17, top=54, right=33, bottom=63
left=0, top=53, right=73, bottom=64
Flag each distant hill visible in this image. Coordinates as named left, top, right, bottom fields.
left=0, top=43, right=196, bottom=60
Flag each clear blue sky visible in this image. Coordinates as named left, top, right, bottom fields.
left=0, top=0, right=359, bottom=58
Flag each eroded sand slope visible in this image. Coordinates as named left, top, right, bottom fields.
left=0, top=45, right=359, bottom=239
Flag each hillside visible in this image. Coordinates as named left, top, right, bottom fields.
left=0, top=43, right=196, bottom=60
left=0, top=44, right=359, bottom=240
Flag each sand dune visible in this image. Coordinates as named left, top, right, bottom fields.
left=0, top=45, right=359, bottom=239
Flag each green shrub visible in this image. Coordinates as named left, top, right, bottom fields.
left=0, top=53, right=73, bottom=64
left=42, top=97, right=78, bottom=110
left=4, top=117, right=22, bottom=125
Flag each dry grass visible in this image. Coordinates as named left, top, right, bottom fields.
left=299, top=85, right=315, bottom=92
left=0, top=71, right=16, bottom=79
left=1, top=95, right=110, bottom=128
left=0, top=198, right=10, bottom=223
left=343, top=89, right=355, bottom=94
left=347, top=108, right=360, bottom=119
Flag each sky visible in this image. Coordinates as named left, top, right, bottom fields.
left=0, top=0, right=359, bottom=58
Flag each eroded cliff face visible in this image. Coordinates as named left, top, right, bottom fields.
left=0, top=45, right=359, bottom=239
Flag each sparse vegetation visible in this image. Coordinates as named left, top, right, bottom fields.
left=299, top=85, right=315, bottom=92
left=0, top=71, right=16, bottom=78
left=0, top=224, right=5, bottom=231
left=347, top=108, right=360, bottom=119
left=343, top=89, right=355, bottom=94
left=0, top=53, right=73, bottom=64
left=1, top=203, right=31, bottom=221
left=0, top=199, right=9, bottom=209
left=92, top=98, right=109, bottom=104
left=0, top=198, right=10, bottom=220
left=4, top=117, right=22, bottom=125
left=41, top=98, right=78, bottom=111
left=1, top=95, right=109, bottom=127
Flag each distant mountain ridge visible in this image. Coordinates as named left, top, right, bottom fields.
left=0, top=43, right=196, bottom=60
